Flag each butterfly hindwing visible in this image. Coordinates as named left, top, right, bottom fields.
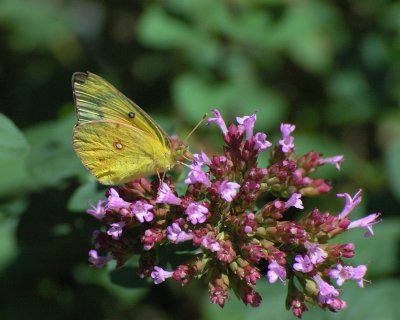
left=73, top=121, right=172, bottom=185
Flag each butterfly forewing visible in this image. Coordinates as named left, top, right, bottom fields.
left=72, top=72, right=170, bottom=149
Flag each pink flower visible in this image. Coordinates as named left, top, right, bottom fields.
left=156, top=183, right=182, bottom=205
left=329, top=264, right=367, bottom=288
left=107, top=222, right=125, bottom=240
left=218, top=180, right=240, bottom=202
left=132, top=201, right=154, bottom=223
left=337, top=189, right=362, bottom=218
left=348, top=213, right=381, bottom=237
left=320, top=155, right=345, bottom=170
left=185, top=202, right=208, bottom=224
left=253, top=132, right=272, bottom=152
left=236, top=114, right=257, bottom=140
left=87, top=200, right=105, bottom=220
left=313, top=274, right=340, bottom=306
left=201, top=236, right=221, bottom=252
left=193, top=151, right=211, bottom=166
left=207, top=109, right=228, bottom=135
left=166, top=223, right=193, bottom=243
left=267, top=260, right=287, bottom=284
left=284, top=193, right=304, bottom=209
left=88, top=249, right=112, bottom=268
left=293, top=255, right=313, bottom=273
left=184, top=164, right=211, bottom=187
left=151, top=266, right=174, bottom=284
left=306, top=243, right=328, bottom=264
left=279, top=123, right=295, bottom=153
left=106, top=188, right=131, bottom=210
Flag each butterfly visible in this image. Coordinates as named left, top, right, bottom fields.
left=72, top=72, right=186, bottom=185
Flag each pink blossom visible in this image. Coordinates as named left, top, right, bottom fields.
left=348, top=213, right=381, bottom=237
left=253, top=132, right=272, bottom=152
left=88, top=249, right=112, bottom=268
left=156, top=183, right=182, bottom=205
left=201, top=236, right=221, bottom=252
left=285, top=193, right=304, bottom=209
left=279, top=123, right=295, bottom=153
left=313, top=274, right=340, bottom=306
left=236, top=113, right=257, bottom=140
left=337, top=189, right=362, bottom=218
left=132, top=201, right=154, bottom=223
left=329, top=264, right=367, bottom=287
left=107, top=222, right=125, bottom=240
left=218, top=180, right=240, bottom=202
left=267, top=260, right=287, bottom=284
left=207, top=109, right=228, bottom=135
left=166, top=223, right=193, bottom=243
left=185, top=202, right=208, bottom=224
left=320, top=155, right=345, bottom=170
left=106, top=188, right=131, bottom=210
left=151, top=266, right=174, bottom=284
left=193, top=151, right=211, bottom=166
left=87, top=200, right=105, bottom=220
left=184, top=164, right=211, bottom=187
left=293, top=255, right=313, bottom=273
left=306, top=243, right=328, bottom=264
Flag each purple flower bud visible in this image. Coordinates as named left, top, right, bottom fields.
left=156, top=183, right=182, bottom=205
left=347, top=213, right=381, bottom=237
left=279, top=123, right=295, bottom=153
left=267, top=260, right=287, bottom=284
left=285, top=193, right=304, bottom=209
left=184, top=164, right=211, bottom=187
left=131, top=200, right=154, bottom=223
left=218, top=180, right=240, bottom=202
left=167, top=223, right=193, bottom=243
left=253, top=132, right=272, bottom=152
left=320, top=155, right=345, bottom=170
left=201, top=236, right=221, bottom=252
left=337, top=189, right=362, bottom=218
left=207, top=109, right=228, bottom=135
left=107, top=221, right=125, bottom=240
left=87, top=200, right=106, bottom=220
left=151, top=266, right=174, bottom=284
left=88, top=249, right=112, bottom=268
left=185, top=202, right=208, bottom=224
left=193, top=151, right=211, bottom=166
left=236, top=113, right=257, bottom=140
left=293, top=255, right=313, bottom=273
left=106, top=188, right=131, bottom=210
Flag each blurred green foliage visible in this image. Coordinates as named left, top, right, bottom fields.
left=0, top=0, right=399, bottom=319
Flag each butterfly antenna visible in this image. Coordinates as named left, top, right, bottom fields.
left=184, top=113, right=208, bottom=143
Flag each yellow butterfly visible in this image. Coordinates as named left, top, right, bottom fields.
left=72, top=72, right=186, bottom=185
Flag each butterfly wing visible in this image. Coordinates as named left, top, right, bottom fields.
left=72, top=72, right=170, bottom=150
left=73, top=120, right=172, bottom=185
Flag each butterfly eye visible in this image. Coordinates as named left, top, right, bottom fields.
left=128, top=112, right=135, bottom=119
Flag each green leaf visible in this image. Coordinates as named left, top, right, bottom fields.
left=385, top=141, right=400, bottom=201
left=109, top=267, right=152, bottom=288
left=68, top=180, right=105, bottom=212
left=24, top=113, right=87, bottom=188
left=0, top=113, right=30, bottom=160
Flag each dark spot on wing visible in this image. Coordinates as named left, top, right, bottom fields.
left=128, top=112, right=135, bottom=119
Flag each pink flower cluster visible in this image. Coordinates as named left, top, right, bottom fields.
left=86, top=109, right=380, bottom=317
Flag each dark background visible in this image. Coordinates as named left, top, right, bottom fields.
left=0, top=1, right=399, bottom=319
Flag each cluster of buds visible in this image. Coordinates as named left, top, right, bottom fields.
left=86, top=110, right=381, bottom=317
